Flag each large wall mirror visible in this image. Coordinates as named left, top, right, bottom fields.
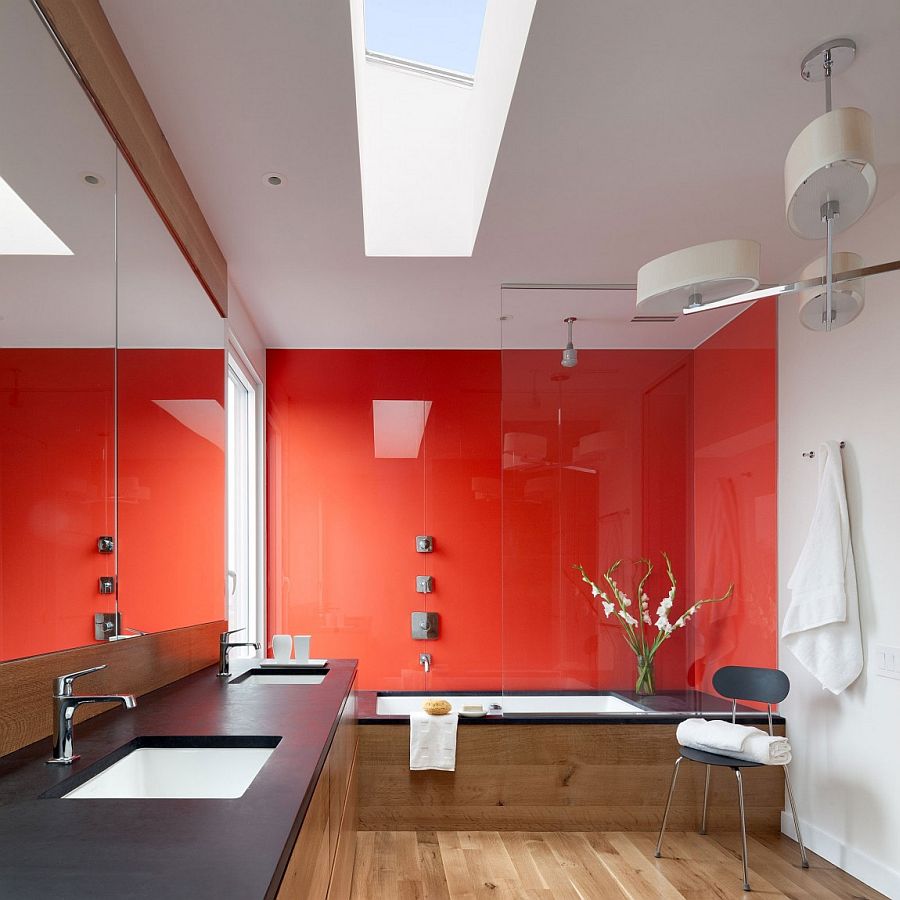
left=0, top=3, right=225, bottom=661
left=115, top=153, right=225, bottom=637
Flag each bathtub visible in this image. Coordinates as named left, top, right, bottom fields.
left=374, top=692, right=645, bottom=717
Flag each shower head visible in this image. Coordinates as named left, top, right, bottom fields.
left=561, top=317, right=578, bottom=368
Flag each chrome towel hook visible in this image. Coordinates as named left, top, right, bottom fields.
left=802, top=441, right=845, bottom=459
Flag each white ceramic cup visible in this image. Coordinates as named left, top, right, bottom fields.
left=272, top=634, right=292, bottom=662
left=293, top=635, right=311, bottom=664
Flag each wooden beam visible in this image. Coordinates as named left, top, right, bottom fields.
left=33, top=0, right=228, bottom=317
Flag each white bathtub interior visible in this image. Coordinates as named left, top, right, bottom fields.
left=375, top=693, right=645, bottom=716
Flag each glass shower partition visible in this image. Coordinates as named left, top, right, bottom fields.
left=499, top=287, right=698, bottom=714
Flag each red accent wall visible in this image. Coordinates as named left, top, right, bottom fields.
left=0, top=349, right=114, bottom=660
left=267, top=351, right=500, bottom=691
left=267, top=308, right=776, bottom=694
left=117, top=349, right=225, bottom=634
left=500, top=350, right=693, bottom=692
left=690, top=303, right=778, bottom=693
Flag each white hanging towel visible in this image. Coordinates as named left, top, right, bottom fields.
left=409, top=711, right=458, bottom=771
left=782, top=441, right=863, bottom=694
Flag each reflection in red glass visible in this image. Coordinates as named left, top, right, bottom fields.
left=0, top=349, right=114, bottom=659
left=117, top=349, right=225, bottom=635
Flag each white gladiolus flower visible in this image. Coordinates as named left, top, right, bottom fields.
left=621, top=594, right=632, bottom=607
left=591, top=585, right=601, bottom=597
left=642, top=612, right=652, bottom=625
left=601, top=601, right=615, bottom=617
left=654, top=615, right=669, bottom=631
left=618, top=610, right=639, bottom=628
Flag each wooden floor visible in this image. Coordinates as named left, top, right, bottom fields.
left=350, top=831, right=885, bottom=899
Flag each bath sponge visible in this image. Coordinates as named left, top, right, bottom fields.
left=422, top=698, right=452, bottom=716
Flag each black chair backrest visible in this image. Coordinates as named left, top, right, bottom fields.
left=712, top=666, right=790, bottom=705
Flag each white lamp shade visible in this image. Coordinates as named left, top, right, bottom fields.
left=785, top=107, right=876, bottom=239
left=797, top=251, right=865, bottom=330
left=636, top=239, right=760, bottom=315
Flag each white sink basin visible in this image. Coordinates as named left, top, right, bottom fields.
left=63, top=746, right=275, bottom=799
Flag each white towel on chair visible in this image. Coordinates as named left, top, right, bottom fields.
left=677, top=718, right=791, bottom=765
left=782, top=440, right=863, bottom=694
left=410, top=711, right=458, bottom=771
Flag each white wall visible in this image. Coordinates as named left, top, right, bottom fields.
left=227, top=279, right=266, bottom=381
left=778, top=189, right=900, bottom=897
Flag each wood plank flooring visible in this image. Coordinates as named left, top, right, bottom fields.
left=351, top=831, right=885, bottom=899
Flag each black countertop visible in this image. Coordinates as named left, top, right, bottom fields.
left=0, top=658, right=357, bottom=900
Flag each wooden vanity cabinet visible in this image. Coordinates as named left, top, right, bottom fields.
left=276, top=683, right=358, bottom=900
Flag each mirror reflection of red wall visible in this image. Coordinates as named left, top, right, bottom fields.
left=0, top=348, right=114, bottom=660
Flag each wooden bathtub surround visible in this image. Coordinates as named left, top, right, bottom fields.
left=277, top=682, right=359, bottom=900
left=350, top=831, right=887, bottom=900
left=0, top=620, right=225, bottom=758
left=32, top=0, right=228, bottom=316
left=358, top=723, right=786, bottom=833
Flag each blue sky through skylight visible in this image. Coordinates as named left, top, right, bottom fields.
left=365, top=0, right=488, bottom=76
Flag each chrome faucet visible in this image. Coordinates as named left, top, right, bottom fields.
left=218, top=628, right=261, bottom=677
left=47, top=665, right=136, bottom=765
left=419, top=652, right=432, bottom=673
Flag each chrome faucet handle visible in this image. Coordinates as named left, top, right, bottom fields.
left=53, top=665, right=107, bottom=697
left=220, top=627, right=246, bottom=642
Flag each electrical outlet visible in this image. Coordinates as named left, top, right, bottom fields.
left=874, top=644, right=900, bottom=680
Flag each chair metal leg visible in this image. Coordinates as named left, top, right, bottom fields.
left=734, top=768, right=751, bottom=891
left=700, top=764, right=711, bottom=834
left=784, top=766, right=810, bottom=868
left=655, top=756, right=683, bottom=858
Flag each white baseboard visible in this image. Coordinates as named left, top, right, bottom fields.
left=781, top=811, right=900, bottom=899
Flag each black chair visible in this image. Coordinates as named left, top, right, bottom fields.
left=654, top=666, right=809, bottom=892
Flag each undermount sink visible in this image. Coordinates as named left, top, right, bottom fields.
left=229, top=666, right=329, bottom=686
left=53, top=737, right=280, bottom=800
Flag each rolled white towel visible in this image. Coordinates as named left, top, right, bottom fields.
left=676, top=718, right=791, bottom=765
left=676, top=718, right=763, bottom=752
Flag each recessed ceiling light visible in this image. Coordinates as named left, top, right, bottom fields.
left=265, top=173, right=284, bottom=186
left=81, top=172, right=103, bottom=186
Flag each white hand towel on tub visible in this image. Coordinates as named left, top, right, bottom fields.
left=782, top=440, right=863, bottom=694
left=676, top=718, right=792, bottom=765
left=409, top=711, right=458, bottom=771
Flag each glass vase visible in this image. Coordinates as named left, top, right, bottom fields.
left=635, top=653, right=656, bottom=695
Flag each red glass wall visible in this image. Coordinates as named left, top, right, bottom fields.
left=117, top=349, right=225, bottom=634
left=267, top=307, right=776, bottom=695
left=0, top=349, right=114, bottom=659
left=500, top=350, right=694, bottom=692
left=690, top=303, right=778, bottom=694
left=267, top=350, right=500, bottom=691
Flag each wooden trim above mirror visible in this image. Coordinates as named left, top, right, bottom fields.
left=32, top=0, right=228, bottom=317
left=0, top=620, right=226, bottom=758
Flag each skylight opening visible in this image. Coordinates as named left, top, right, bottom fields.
left=0, top=174, right=72, bottom=255
left=364, top=0, right=488, bottom=85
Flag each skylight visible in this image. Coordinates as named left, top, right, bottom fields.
left=0, top=174, right=72, bottom=255
left=365, top=0, right=488, bottom=82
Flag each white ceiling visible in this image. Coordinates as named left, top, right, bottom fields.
left=100, top=0, right=900, bottom=349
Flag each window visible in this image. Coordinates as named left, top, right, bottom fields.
left=365, top=0, right=488, bottom=83
left=226, top=345, right=262, bottom=656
